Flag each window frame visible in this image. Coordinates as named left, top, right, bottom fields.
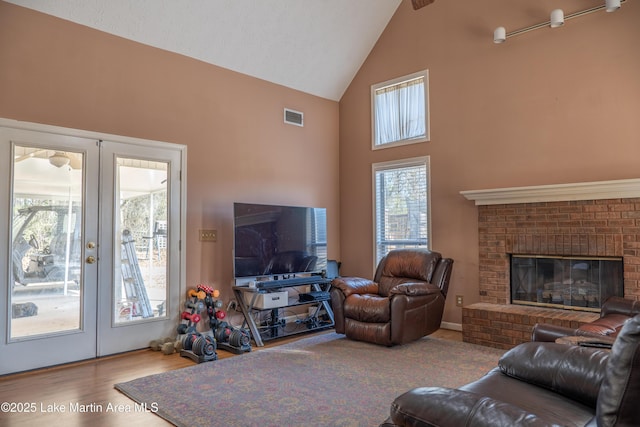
left=370, top=70, right=430, bottom=150
left=371, top=156, right=431, bottom=268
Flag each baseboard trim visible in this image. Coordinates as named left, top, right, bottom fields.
left=440, top=321, right=462, bottom=332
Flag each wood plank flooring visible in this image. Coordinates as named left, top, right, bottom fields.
left=0, top=329, right=461, bottom=427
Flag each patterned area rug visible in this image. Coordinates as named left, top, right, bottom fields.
left=115, top=332, right=505, bottom=427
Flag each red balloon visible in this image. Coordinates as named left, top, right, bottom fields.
left=215, top=310, right=226, bottom=319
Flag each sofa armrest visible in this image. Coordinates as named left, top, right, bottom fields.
left=499, top=342, right=609, bottom=407
left=596, top=314, right=640, bottom=427
left=331, top=277, right=378, bottom=298
left=388, top=387, right=559, bottom=427
left=388, top=281, right=441, bottom=297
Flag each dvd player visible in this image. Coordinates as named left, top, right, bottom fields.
left=298, top=291, right=330, bottom=302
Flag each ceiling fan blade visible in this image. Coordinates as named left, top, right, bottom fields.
left=14, top=148, right=46, bottom=163
left=14, top=148, right=82, bottom=169
left=68, top=153, right=83, bottom=169
left=412, top=0, right=435, bottom=10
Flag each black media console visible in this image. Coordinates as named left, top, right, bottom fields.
left=232, top=276, right=334, bottom=347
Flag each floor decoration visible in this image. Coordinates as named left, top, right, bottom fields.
left=116, top=332, right=505, bottom=427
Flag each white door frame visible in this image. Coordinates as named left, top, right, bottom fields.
left=0, top=126, right=100, bottom=374
left=97, top=140, right=185, bottom=355
left=0, top=118, right=186, bottom=374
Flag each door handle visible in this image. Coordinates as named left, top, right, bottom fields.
left=86, top=255, right=97, bottom=264
left=86, top=241, right=96, bottom=249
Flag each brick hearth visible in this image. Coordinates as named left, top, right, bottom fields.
left=463, top=197, right=640, bottom=349
left=462, top=303, right=598, bottom=349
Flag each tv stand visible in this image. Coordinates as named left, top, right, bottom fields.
left=232, top=276, right=334, bottom=346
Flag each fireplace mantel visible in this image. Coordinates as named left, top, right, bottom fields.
left=460, top=178, right=640, bottom=205
left=461, top=179, right=640, bottom=349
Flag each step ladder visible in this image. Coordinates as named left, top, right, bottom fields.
left=120, top=229, right=153, bottom=318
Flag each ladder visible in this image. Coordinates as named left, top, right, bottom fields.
left=120, top=229, right=153, bottom=318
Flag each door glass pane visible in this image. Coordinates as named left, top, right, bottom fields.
left=114, top=157, right=168, bottom=324
left=11, top=146, right=83, bottom=338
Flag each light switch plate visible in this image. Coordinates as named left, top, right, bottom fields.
left=199, top=229, right=217, bottom=242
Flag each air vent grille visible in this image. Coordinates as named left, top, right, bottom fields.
left=284, top=108, right=304, bottom=127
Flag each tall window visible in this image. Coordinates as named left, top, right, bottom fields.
left=371, top=70, right=429, bottom=149
left=307, top=208, right=327, bottom=271
left=373, top=157, right=430, bottom=265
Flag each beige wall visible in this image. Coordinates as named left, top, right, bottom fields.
left=3, top=0, right=639, bottom=328
left=0, top=2, right=340, bottom=303
left=339, top=0, right=640, bottom=324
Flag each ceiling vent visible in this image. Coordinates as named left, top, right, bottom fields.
left=284, top=108, right=304, bottom=127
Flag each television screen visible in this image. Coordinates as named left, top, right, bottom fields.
left=233, top=202, right=327, bottom=279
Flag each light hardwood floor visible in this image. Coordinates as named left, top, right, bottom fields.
left=0, top=329, right=461, bottom=426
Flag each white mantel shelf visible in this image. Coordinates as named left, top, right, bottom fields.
left=460, top=179, right=640, bottom=206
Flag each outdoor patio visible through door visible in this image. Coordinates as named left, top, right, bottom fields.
left=0, top=121, right=185, bottom=375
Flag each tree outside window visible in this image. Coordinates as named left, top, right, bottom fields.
left=373, top=157, right=430, bottom=265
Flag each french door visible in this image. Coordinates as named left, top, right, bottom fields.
left=97, top=141, right=183, bottom=355
left=0, top=121, right=184, bottom=375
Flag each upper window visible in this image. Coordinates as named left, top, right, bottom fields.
left=371, top=70, right=429, bottom=149
left=373, top=156, right=430, bottom=266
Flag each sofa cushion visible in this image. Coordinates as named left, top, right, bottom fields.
left=331, top=277, right=379, bottom=298
left=459, top=368, right=595, bottom=426
left=498, top=342, right=609, bottom=407
left=344, top=294, right=390, bottom=323
left=376, top=250, right=439, bottom=296
left=596, top=314, right=640, bottom=427
left=388, top=281, right=441, bottom=297
left=580, top=314, right=632, bottom=336
left=389, top=387, right=560, bottom=427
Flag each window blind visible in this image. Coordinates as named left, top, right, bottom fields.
left=373, top=158, right=429, bottom=264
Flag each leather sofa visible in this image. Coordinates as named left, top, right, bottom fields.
left=532, top=296, right=640, bottom=342
left=330, top=249, right=453, bottom=346
left=382, top=313, right=640, bottom=427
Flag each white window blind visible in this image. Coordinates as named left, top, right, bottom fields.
left=307, top=208, right=327, bottom=269
left=373, top=157, right=430, bottom=265
left=372, top=70, right=429, bottom=149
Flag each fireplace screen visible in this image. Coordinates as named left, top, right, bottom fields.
left=510, top=255, right=623, bottom=311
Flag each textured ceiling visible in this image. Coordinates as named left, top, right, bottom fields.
left=6, top=0, right=402, bottom=101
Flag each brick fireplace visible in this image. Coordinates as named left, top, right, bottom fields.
left=460, top=180, right=640, bottom=349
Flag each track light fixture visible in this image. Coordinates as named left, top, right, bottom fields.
left=606, top=0, right=621, bottom=12
left=549, top=9, right=565, bottom=28
left=493, top=0, right=625, bottom=44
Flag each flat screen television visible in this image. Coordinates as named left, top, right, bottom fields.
left=233, top=202, right=327, bottom=280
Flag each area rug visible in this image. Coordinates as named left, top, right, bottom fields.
left=115, top=332, right=505, bottom=427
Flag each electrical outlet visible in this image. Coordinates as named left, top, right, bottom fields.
left=455, top=295, right=464, bottom=307
left=199, top=229, right=217, bottom=242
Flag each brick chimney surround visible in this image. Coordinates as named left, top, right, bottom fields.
left=459, top=179, right=640, bottom=349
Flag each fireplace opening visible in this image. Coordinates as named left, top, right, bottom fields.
left=510, top=255, right=623, bottom=312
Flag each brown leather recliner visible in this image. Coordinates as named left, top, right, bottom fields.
left=382, top=314, right=640, bottom=427
left=330, top=249, right=453, bottom=346
left=532, top=296, right=640, bottom=342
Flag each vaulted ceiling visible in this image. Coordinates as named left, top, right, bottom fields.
left=5, top=0, right=404, bottom=101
